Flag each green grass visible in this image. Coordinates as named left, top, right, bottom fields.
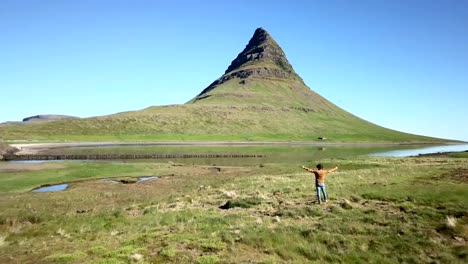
left=0, top=83, right=448, bottom=143
left=449, top=151, right=468, bottom=158
left=0, top=149, right=467, bottom=263
left=0, top=162, right=160, bottom=192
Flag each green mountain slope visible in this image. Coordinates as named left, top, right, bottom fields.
left=0, top=28, right=446, bottom=143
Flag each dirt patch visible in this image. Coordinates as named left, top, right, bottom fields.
left=0, top=142, right=19, bottom=155
left=445, top=167, right=468, bottom=183
left=126, top=208, right=143, bottom=217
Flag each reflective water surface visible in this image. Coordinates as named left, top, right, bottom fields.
left=138, top=176, right=158, bottom=182
left=32, top=184, right=68, bottom=192
left=101, top=176, right=158, bottom=183
left=370, top=144, right=468, bottom=157
left=8, top=144, right=468, bottom=165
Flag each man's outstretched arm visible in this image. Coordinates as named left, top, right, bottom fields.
left=327, top=166, right=338, bottom=173
left=301, top=166, right=316, bottom=173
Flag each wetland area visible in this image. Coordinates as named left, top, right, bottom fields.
left=0, top=143, right=467, bottom=263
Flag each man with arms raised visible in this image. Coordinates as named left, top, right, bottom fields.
left=302, top=164, right=338, bottom=204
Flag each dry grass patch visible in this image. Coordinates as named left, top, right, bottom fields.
left=0, top=162, right=65, bottom=173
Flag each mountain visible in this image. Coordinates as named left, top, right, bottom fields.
left=0, top=28, right=445, bottom=142
left=188, top=28, right=339, bottom=113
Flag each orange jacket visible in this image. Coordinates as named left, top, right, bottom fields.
left=302, top=166, right=338, bottom=184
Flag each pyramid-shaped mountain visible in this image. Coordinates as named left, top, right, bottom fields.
left=0, top=28, right=442, bottom=142
left=187, top=28, right=340, bottom=113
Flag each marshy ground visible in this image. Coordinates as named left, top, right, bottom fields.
left=0, top=146, right=467, bottom=263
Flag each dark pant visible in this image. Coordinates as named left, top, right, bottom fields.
left=316, top=183, right=327, bottom=203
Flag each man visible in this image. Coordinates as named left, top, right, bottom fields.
left=302, top=164, right=338, bottom=204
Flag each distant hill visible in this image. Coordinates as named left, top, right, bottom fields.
left=0, top=28, right=447, bottom=143
left=1, top=115, right=79, bottom=126
left=22, top=115, right=79, bottom=123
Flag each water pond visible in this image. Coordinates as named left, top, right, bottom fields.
left=7, top=143, right=468, bottom=166
left=32, top=176, right=159, bottom=193
left=138, top=176, right=158, bottom=182
left=32, top=184, right=68, bottom=192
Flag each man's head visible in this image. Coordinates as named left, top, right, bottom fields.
left=316, top=164, right=323, bottom=170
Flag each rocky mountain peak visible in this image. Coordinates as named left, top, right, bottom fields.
left=224, top=27, right=296, bottom=76
left=192, top=28, right=304, bottom=99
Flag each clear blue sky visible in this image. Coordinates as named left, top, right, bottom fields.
left=1, top=0, right=467, bottom=141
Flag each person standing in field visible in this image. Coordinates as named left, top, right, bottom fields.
left=302, top=164, right=338, bottom=204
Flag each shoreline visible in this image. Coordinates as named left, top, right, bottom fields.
left=9, top=141, right=463, bottom=155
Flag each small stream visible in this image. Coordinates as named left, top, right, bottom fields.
left=138, top=176, right=158, bottom=182
left=32, top=176, right=158, bottom=192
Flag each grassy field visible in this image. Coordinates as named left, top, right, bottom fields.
left=0, top=78, right=451, bottom=144
left=0, top=147, right=467, bottom=263
left=0, top=103, right=446, bottom=143
left=449, top=151, right=468, bottom=158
